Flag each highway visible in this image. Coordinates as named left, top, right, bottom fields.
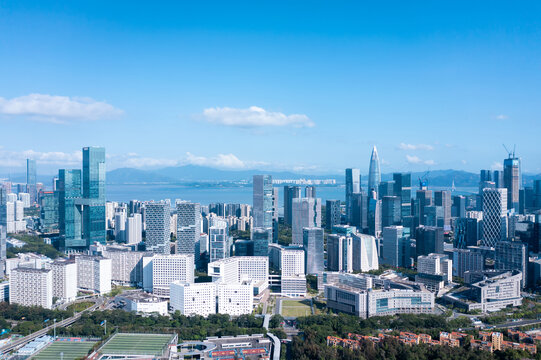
left=0, top=297, right=105, bottom=355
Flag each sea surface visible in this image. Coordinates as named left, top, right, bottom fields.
left=106, top=183, right=478, bottom=206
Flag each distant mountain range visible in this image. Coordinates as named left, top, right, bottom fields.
left=2, top=165, right=541, bottom=188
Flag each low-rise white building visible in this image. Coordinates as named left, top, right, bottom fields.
left=142, top=254, right=195, bottom=297
left=208, top=256, right=268, bottom=294
left=170, top=282, right=216, bottom=317
left=217, top=280, right=253, bottom=316
left=9, top=267, right=52, bottom=309
left=281, top=275, right=307, bottom=297
left=75, top=255, right=112, bottom=294
left=117, top=291, right=168, bottom=316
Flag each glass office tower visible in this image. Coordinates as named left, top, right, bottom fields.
left=82, top=147, right=106, bottom=246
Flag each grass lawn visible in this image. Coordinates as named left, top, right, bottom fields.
left=32, top=340, right=96, bottom=360
left=65, top=301, right=94, bottom=313
left=281, top=299, right=312, bottom=317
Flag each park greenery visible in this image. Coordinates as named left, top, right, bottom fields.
left=6, top=234, right=64, bottom=259
left=0, top=303, right=73, bottom=336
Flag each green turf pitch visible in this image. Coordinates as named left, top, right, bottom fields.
left=32, top=341, right=97, bottom=360
left=99, top=333, right=174, bottom=356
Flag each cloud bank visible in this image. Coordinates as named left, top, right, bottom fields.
left=201, top=106, right=314, bottom=128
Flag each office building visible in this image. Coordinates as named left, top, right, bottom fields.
left=26, top=159, right=37, bottom=204
left=352, top=233, right=379, bottom=272
left=504, top=155, right=521, bottom=212
left=0, top=226, right=5, bottom=278
left=393, top=173, right=412, bottom=218
left=367, top=197, right=381, bottom=236
left=292, top=197, right=321, bottom=245
left=382, top=226, right=408, bottom=268
left=253, top=175, right=273, bottom=229
left=305, top=186, right=316, bottom=198
left=101, top=247, right=149, bottom=286
left=351, top=193, right=368, bottom=231
left=382, top=196, right=401, bottom=227
left=125, top=213, right=142, bottom=244
left=252, top=227, right=272, bottom=257
left=51, top=259, right=77, bottom=302
left=58, top=169, right=83, bottom=249
left=494, top=241, right=527, bottom=288
left=145, top=201, right=171, bottom=254
left=39, top=191, right=59, bottom=233
left=114, top=206, right=127, bottom=242
left=368, top=146, right=381, bottom=195
left=415, top=254, right=452, bottom=292
left=452, top=195, right=466, bottom=218
left=9, top=268, right=52, bottom=309
left=209, top=219, right=232, bottom=262
left=82, top=147, right=106, bottom=246
left=281, top=247, right=305, bottom=276
left=170, top=281, right=216, bottom=317
left=434, top=190, right=452, bottom=229
left=176, top=201, right=201, bottom=260
left=75, top=255, right=112, bottom=294
left=482, top=188, right=508, bottom=247
left=303, top=227, right=324, bottom=275
left=142, top=254, right=195, bottom=297
left=345, top=169, right=361, bottom=224
left=284, top=185, right=301, bottom=225
left=415, top=226, right=444, bottom=258
left=415, top=189, right=433, bottom=225
left=327, top=234, right=353, bottom=272
left=378, top=181, right=394, bottom=198
left=452, top=249, right=484, bottom=278
left=326, top=199, right=341, bottom=230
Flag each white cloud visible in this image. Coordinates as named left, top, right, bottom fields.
left=200, top=106, right=314, bottom=128
left=0, top=149, right=81, bottom=167
left=184, top=152, right=248, bottom=169
left=495, top=114, right=508, bottom=120
left=0, top=93, right=123, bottom=122
left=461, top=160, right=467, bottom=164
left=398, top=143, right=434, bottom=151
left=491, top=161, right=503, bottom=171
left=406, top=155, right=436, bottom=166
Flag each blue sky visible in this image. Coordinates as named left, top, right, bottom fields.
left=0, top=1, right=540, bottom=175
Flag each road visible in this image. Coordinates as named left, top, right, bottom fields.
left=0, top=297, right=106, bottom=355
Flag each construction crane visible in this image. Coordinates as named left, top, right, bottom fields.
left=503, top=144, right=516, bottom=159
left=418, top=171, right=430, bottom=190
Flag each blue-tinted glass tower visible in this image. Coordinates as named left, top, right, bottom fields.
left=58, top=169, right=84, bottom=248
left=82, top=147, right=106, bottom=246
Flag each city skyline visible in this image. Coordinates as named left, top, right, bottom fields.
left=1, top=2, right=540, bottom=174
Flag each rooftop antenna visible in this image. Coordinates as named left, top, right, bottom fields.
left=502, top=144, right=517, bottom=159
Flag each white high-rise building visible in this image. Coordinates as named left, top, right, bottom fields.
left=142, top=254, right=195, bottom=297
left=292, top=198, right=321, bottom=245
left=217, top=280, right=253, bottom=315
left=18, top=193, right=31, bottom=208
left=9, top=267, right=53, bottom=309
left=281, top=248, right=305, bottom=276
left=352, top=233, right=379, bottom=272
left=170, top=281, right=216, bottom=317
left=125, top=213, right=142, bottom=244
left=114, top=206, right=127, bottom=242
left=51, top=259, right=77, bottom=302
left=415, top=253, right=452, bottom=292
left=105, top=201, right=117, bottom=229
left=75, top=255, right=112, bottom=294
left=145, top=201, right=171, bottom=254
left=482, top=188, right=508, bottom=247
left=303, top=227, right=324, bottom=275
left=101, top=247, right=148, bottom=286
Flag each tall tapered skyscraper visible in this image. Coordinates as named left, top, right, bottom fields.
left=368, top=146, right=381, bottom=195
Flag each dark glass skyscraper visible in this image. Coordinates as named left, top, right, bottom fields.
left=82, top=147, right=106, bottom=246
left=284, top=185, right=301, bottom=226
left=393, top=173, right=412, bottom=218
left=345, top=168, right=361, bottom=224
left=253, top=175, right=274, bottom=229
left=58, top=169, right=84, bottom=248
left=504, top=156, right=521, bottom=212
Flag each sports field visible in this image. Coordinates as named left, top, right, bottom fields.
left=99, top=333, right=174, bottom=356
left=281, top=299, right=312, bottom=317
left=32, top=341, right=96, bottom=360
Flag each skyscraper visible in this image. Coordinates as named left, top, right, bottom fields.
left=368, top=146, right=381, bottom=195
left=434, top=190, right=452, bottom=229
left=393, top=173, right=412, bottom=218
left=382, top=196, right=401, bottom=227
left=351, top=192, right=368, bottom=232
left=176, top=201, right=201, bottom=266
left=26, top=159, right=37, bottom=204
left=284, top=186, right=301, bottom=226
left=382, top=225, right=407, bottom=268
left=303, top=227, right=324, bottom=275
left=345, top=168, right=361, bottom=224
left=252, top=227, right=272, bottom=257
left=495, top=241, right=527, bottom=288
left=305, top=186, right=316, bottom=198
left=58, top=169, right=84, bottom=249
left=292, top=197, right=321, bottom=244
left=145, top=201, right=171, bottom=254
left=351, top=233, right=379, bottom=272
left=0, top=225, right=6, bottom=278
left=326, top=199, right=341, bottom=230
left=82, top=147, right=106, bottom=246
left=415, top=226, right=444, bottom=258
left=504, top=155, right=521, bottom=212
left=482, top=188, right=508, bottom=247
left=209, top=219, right=231, bottom=262
left=253, top=175, right=273, bottom=229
